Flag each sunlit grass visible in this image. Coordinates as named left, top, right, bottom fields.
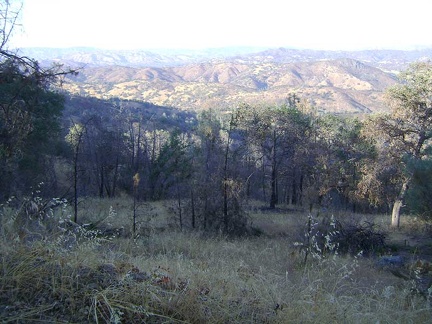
left=0, top=197, right=431, bottom=322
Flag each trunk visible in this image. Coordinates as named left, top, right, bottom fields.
left=203, top=197, right=208, bottom=230
left=223, top=115, right=234, bottom=232
left=136, top=123, right=142, bottom=172
left=133, top=186, right=137, bottom=236
left=391, top=181, right=409, bottom=228
left=129, top=122, right=136, bottom=168
left=262, top=159, right=267, bottom=201
left=151, top=128, right=157, bottom=164
left=177, top=185, right=183, bottom=230
left=72, top=137, right=83, bottom=223
left=73, top=147, right=79, bottom=223
left=190, top=189, right=195, bottom=229
left=270, top=158, right=277, bottom=209
left=292, top=174, right=297, bottom=205
left=270, top=129, right=277, bottom=209
left=99, top=166, right=104, bottom=198
left=223, top=179, right=228, bottom=230
left=299, top=173, right=304, bottom=206
left=112, top=156, right=119, bottom=197
left=223, top=141, right=229, bottom=231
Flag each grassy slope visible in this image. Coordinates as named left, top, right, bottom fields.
left=0, top=197, right=431, bottom=323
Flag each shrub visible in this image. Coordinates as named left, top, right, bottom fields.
left=332, top=220, right=386, bottom=256
left=296, top=214, right=387, bottom=263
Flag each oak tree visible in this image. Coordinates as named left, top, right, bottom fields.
left=368, top=61, right=432, bottom=227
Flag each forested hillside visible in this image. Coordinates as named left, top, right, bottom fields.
left=3, top=38, right=432, bottom=229
left=3, top=76, right=432, bottom=231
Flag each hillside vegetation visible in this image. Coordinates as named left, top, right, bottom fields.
left=27, top=46, right=431, bottom=114
left=63, top=58, right=396, bottom=113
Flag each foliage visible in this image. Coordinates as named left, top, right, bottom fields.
left=149, top=129, right=192, bottom=200
left=184, top=109, right=250, bottom=235
left=0, top=1, right=77, bottom=199
left=405, top=158, right=432, bottom=218
left=0, top=59, right=66, bottom=196
left=363, top=61, right=432, bottom=227
left=314, top=114, right=376, bottom=211
left=383, top=62, right=432, bottom=160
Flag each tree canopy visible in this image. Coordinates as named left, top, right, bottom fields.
left=365, top=61, right=432, bottom=227
left=0, top=0, right=76, bottom=199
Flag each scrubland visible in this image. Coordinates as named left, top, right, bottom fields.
left=0, top=197, right=431, bottom=323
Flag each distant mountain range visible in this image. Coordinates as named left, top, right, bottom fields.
left=19, top=46, right=432, bottom=70
left=19, top=47, right=432, bottom=113
left=18, top=47, right=270, bottom=68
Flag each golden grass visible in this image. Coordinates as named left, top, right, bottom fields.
left=0, top=198, right=431, bottom=323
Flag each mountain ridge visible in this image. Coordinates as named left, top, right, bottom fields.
left=19, top=46, right=432, bottom=70
left=62, top=57, right=398, bottom=113
left=21, top=46, right=431, bottom=113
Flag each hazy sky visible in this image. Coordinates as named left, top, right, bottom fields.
left=11, top=0, right=432, bottom=50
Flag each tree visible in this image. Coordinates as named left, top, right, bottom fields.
left=83, top=115, right=125, bottom=198
left=150, top=129, right=191, bottom=200
left=0, top=59, right=66, bottom=192
left=65, top=120, right=88, bottom=223
left=192, top=109, right=223, bottom=230
left=0, top=1, right=77, bottom=199
left=405, top=158, right=432, bottom=217
left=1, top=0, right=21, bottom=51
left=369, top=61, right=432, bottom=227
left=187, top=108, right=249, bottom=234
left=242, top=102, right=311, bottom=209
left=313, top=115, right=375, bottom=212
left=220, top=108, right=248, bottom=233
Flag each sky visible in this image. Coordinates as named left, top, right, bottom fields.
left=9, top=0, right=432, bottom=51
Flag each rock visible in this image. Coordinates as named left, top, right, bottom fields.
left=376, top=255, right=405, bottom=268
left=127, top=270, right=150, bottom=282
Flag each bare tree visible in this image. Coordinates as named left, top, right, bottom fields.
left=0, top=0, right=22, bottom=51
left=65, top=119, right=90, bottom=223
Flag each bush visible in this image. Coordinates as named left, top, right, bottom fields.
left=406, top=159, right=432, bottom=219
left=296, top=215, right=387, bottom=262
left=331, top=219, right=386, bottom=256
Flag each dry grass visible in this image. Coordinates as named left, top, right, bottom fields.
left=0, top=198, right=431, bottom=323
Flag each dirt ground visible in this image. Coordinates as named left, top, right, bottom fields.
left=251, top=208, right=432, bottom=264
left=387, top=229, right=432, bottom=262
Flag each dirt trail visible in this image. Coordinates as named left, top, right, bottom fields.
left=386, top=230, right=432, bottom=262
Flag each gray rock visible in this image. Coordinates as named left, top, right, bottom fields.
left=376, top=255, right=405, bottom=268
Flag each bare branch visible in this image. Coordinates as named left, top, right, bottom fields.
left=0, top=0, right=22, bottom=51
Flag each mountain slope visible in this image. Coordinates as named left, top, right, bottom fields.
left=63, top=58, right=397, bottom=113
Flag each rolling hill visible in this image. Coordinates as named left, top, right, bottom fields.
left=62, top=57, right=398, bottom=113
left=19, top=46, right=431, bottom=113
